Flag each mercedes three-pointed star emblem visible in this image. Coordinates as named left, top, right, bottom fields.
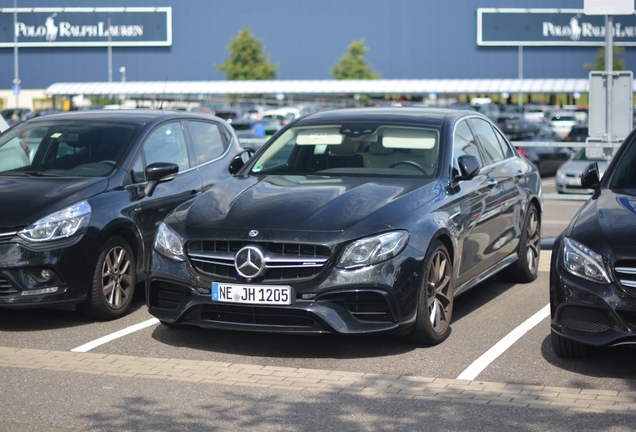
left=234, top=246, right=265, bottom=279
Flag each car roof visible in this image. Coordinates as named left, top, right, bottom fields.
left=22, top=109, right=219, bottom=124
left=295, top=107, right=475, bottom=127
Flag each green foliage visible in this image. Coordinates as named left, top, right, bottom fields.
left=584, top=45, right=626, bottom=71
left=330, top=39, right=380, bottom=80
left=217, top=27, right=278, bottom=80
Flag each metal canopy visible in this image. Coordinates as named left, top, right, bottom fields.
left=44, top=78, right=612, bottom=98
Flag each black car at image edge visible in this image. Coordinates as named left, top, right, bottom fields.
left=146, top=107, right=543, bottom=345
left=550, top=126, right=636, bottom=357
left=0, top=109, right=243, bottom=319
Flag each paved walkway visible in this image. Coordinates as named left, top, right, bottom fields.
left=5, top=251, right=632, bottom=416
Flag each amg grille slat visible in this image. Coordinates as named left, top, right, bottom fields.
left=615, top=263, right=636, bottom=297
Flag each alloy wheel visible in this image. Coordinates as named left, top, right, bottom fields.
left=525, top=210, right=540, bottom=274
left=101, top=246, right=134, bottom=309
left=427, top=250, right=452, bottom=334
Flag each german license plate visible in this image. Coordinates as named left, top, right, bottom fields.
left=211, top=283, right=292, bottom=305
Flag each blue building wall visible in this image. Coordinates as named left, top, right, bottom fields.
left=1, top=0, right=634, bottom=90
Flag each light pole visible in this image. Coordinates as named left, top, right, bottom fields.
left=119, top=66, right=126, bottom=82
left=13, top=0, right=20, bottom=108
left=107, top=14, right=112, bottom=82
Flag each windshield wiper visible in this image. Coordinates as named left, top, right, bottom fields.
left=21, top=171, right=64, bottom=177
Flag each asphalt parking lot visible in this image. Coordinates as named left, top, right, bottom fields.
left=2, top=177, right=636, bottom=431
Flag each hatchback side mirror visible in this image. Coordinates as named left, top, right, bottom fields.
left=453, top=154, right=481, bottom=182
left=144, top=162, right=179, bottom=197
left=581, top=162, right=600, bottom=190
left=229, top=149, right=253, bottom=175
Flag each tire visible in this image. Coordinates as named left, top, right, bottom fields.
left=80, top=235, right=136, bottom=320
left=499, top=205, right=540, bottom=283
left=399, top=241, right=454, bottom=345
left=551, top=330, right=592, bottom=358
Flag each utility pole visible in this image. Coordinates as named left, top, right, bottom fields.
left=13, top=0, right=21, bottom=108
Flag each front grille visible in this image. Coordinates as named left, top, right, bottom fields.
left=0, top=275, right=19, bottom=296
left=319, top=291, right=395, bottom=323
left=560, top=306, right=611, bottom=333
left=148, top=281, right=188, bottom=310
left=615, top=263, right=636, bottom=297
left=0, top=231, right=18, bottom=245
left=187, top=240, right=331, bottom=282
left=616, top=310, right=636, bottom=328
left=199, top=303, right=322, bottom=328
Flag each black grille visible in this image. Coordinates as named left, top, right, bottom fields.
left=0, top=231, right=18, bottom=245
left=148, top=281, right=188, bottom=310
left=560, top=306, right=611, bottom=333
left=617, top=310, right=636, bottom=328
left=199, top=303, right=322, bottom=328
left=187, top=240, right=331, bottom=282
left=319, top=291, right=395, bottom=323
left=0, top=275, right=19, bottom=296
left=615, top=263, right=636, bottom=297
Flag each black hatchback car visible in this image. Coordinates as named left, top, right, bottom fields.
left=147, top=107, right=542, bottom=345
left=0, top=110, right=243, bottom=319
left=550, top=127, right=636, bottom=357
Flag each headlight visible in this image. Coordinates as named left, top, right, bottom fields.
left=18, top=201, right=91, bottom=242
left=337, top=231, right=409, bottom=270
left=562, top=237, right=611, bottom=284
left=154, top=222, right=185, bottom=262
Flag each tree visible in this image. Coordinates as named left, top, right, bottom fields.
left=217, top=27, right=278, bottom=80
left=330, top=39, right=380, bottom=80
left=584, top=45, right=626, bottom=71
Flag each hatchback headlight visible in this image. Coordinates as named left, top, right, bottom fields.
left=154, top=222, right=185, bottom=262
left=338, top=231, right=409, bottom=270
left=18, top=201, right=91, bottom=242
left=562, top=237, right=611, bottom=284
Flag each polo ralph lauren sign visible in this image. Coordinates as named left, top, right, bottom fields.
left=0, top=7, right=172, bottom=47
left=478, top=8, right=636, bottom=46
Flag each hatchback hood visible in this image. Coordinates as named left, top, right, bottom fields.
left=0, top=176, right=109, bottom=228
left=177, top=175, right=440, bottom=231
left=570, top=189, right=636, bottom=261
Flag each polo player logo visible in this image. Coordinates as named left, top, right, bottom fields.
left=45, top=14, right=58, bottom=42
left=570, top=17, right=581, bottom=41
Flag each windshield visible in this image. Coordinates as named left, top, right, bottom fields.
left=0, top=121, right=140, bottom=176
left=610, top=138, right=636, bottom=190
left=250, top=123, right=440, bottom=178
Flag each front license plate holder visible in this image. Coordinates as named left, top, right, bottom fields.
left=212, top=282, right=293, bottom=305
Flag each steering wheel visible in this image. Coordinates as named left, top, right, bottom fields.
left=388, top=160, right=427, bottom=174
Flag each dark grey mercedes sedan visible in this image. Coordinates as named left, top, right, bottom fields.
left=147, top=107, right=542, bottom=345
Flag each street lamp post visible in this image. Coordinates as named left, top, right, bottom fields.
left=119, top=66, right=126, bottom=83
left=13, top=0, right=20, bottom=108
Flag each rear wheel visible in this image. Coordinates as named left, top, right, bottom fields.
left=399, top=241, right=453, bottom=345
left=551, top=330, right=592, bottom=358
left=80, top=235, right=136, bottom=320
left=499, top=205, right=540, bottom=283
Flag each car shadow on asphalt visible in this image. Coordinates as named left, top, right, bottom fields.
left=0, top=283, right=147, bottom=332
left=451, top=275, right=516, bottom=324
left=540, top=334, right=636, bottom=388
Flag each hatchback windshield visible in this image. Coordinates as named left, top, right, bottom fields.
left=0, top=121, right=140, bottom=176
left=251, top=123, right=440, bottom=177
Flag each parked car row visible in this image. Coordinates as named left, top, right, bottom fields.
left=2, top=105, right=634, bottom=359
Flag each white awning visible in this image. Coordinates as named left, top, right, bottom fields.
left=44, top=78, right=617, bottom=98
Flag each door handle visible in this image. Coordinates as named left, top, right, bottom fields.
left=516, top=170, right=525, bottom=179
left=487, top=179, right=497, bottom=188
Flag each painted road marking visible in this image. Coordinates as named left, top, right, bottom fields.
left=71, top=318, right=160, bottom=353
left=456, top=303, right=551, bottom=381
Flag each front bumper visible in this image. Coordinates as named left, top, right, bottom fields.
left=550, top=247, right=636, bottom=347
left=147, top=248, right=423, bottom=335
left=0, top=236, right=98, bottom=308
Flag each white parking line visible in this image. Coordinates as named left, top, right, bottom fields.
left=456, top=303, right=550, bottom=381
left=71, top=318, right=160, bottom=353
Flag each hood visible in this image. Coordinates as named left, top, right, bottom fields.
left=0, top=176, right=109, bottom=228
left=177, top=175, right=441, bottom=232
left=569, top=189, right=636, bottom=261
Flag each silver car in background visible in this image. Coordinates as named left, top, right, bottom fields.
left=556, top=148, right=609, bottom=194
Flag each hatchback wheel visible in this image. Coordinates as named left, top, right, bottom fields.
left=399, top=241, right=453, bottom=345
left=80, top=235, right=136, bottom=320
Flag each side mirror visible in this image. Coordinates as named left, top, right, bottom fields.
left=581, top=162, right=600, bottom=190
left=453, top=154, right=481, bottom=182
left=229, top=149, right=253, bottom=175
left=144, top=162, right=179, bottom=197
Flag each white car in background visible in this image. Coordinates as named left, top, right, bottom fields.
left=556, top=148, right=609, bottom=194
left=546, top=110, right=578, bottom=137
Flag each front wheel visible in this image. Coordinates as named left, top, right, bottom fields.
left=399, top=241, right=454, bottom=345
left=80, top=235, right=136, bottom=320
left=551, top=330, right=592, bottom=358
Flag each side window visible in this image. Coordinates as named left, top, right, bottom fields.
left=493, top=127, right=514, bottom=159
left=188, top=121, right=226, bottom=165
left=143, top=122, right=189, bottom=172
left=470, top=118, right=505, bottom=165
left=454, top=120, right=481, bottom=166
left=130, top=155, right=145, bottom=183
